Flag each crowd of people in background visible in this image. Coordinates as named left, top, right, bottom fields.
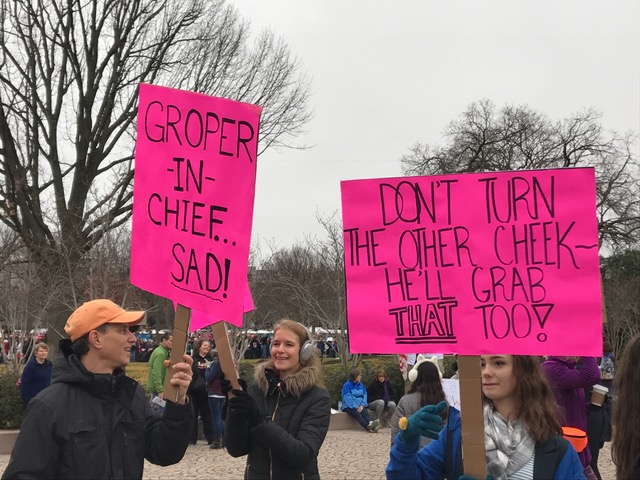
left=3, top=313, right=639, bottom=480
left=1, top=330, right=47, bottom=365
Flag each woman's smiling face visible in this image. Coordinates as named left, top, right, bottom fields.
left=271, top=327, right=301, bottom=378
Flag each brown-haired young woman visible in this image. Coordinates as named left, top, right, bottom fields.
left=387, top=355, right=585, bottom=480
left=390, top=360, right=452, bottom=447
left=612, top=333, right=640, bottom=479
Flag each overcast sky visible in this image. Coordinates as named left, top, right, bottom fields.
left=231, top=0, right=640, bottom=251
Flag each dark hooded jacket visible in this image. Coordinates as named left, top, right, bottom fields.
left=2, top=340, right=194, bottom=480
left=225, top=360, right=331, bottom=480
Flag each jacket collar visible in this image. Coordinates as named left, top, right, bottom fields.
left=53, top=339, right=137, bottom=401
left=254, top=359, right=322, bottom=398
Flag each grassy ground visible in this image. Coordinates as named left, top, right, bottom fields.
left=126, top=362, right=149, bottom=387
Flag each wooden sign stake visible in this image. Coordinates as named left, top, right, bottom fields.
left=163, top=303, right=191, bottom=403
left=211, top=321, right=242, bottom=391
left=458, top=355, right=487, bottom=479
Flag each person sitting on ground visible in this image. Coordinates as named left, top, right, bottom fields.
left=367, top=369, right=396, bottom=428
left=611, top=333, right=640, bottom=480
left=387, top=355, right=585, bottom=480
left=2, top=299, right=194, bottom=480
left=390, top=356, right=453, bottom=448
left=341, top=368, right=379, bottom=432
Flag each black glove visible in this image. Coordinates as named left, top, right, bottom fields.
left=219, top=371, right=232, bottom=396
left=219, top=372, right=247, bottom=396
left=228, top=389, right=263, bottom=425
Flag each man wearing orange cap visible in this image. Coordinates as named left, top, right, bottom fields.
left=2, top=299, right=195, bottom=480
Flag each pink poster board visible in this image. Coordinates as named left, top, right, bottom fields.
left=131, top=84, right=261, bottom=327
left=341, top=168, right=602, bottom=356
left=185, top=286, right=255, bottom=332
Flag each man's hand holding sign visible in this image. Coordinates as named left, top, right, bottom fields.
left=341, top=168, right=601, bottom=479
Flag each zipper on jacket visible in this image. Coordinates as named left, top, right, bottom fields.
left=269, top=389, right=282, bottom=479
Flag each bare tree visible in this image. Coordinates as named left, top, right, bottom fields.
left=251, top=212, right=361, bottom=373
left=0, top=247, right=60, bottom=372
left=0, top=0, right=312, bottom=344
left=401, top=99, right=640, bottom=250
left=601, top=250, right=640, bottom=356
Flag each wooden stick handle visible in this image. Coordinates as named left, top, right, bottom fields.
left=211, top=321, right=241, bottom=391
left=163, top=303, right=191, bottom=403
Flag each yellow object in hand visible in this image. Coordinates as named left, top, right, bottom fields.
left=399, top=416, right=408, bottom=430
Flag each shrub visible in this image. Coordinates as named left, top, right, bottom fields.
left=232, top=356, right=405, bottom=410
left=238, top=360, right=257, bottom=383
left=0, top=373, right=23, bottom=429
left=320, top=356, right=404, bottom=409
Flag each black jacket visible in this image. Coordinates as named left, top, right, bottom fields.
left=225, top=360, right=331, bottom=480
left=19, top=357, right=53, bottom=404
left=2, top=341, right=194, bottom=480
left=366, top=378, right=394, bottom=404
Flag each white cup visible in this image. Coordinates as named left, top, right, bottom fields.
left=591, top=384, right=608, bottom=406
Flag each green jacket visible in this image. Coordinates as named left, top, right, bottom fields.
left=146, top=345, right=169, bottom=394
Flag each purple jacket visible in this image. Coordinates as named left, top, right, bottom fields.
left=541, top=356, right=600, bottom=468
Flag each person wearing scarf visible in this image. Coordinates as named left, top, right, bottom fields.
left=387, top=355, right=586, bottom=480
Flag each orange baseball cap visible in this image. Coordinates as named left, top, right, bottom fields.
left=65, top=299, right=146, bottom=341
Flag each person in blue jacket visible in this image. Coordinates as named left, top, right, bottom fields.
left=341, top=368, right=379, bottom=432
left=19, top=342, right=53, bottom=407
left=387, top=355, right=586, bottom=480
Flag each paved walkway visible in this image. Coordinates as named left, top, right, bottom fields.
left=0, top=427, right=616, bottom=479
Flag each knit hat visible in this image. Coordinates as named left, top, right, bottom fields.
left=408, top=354, right=442, bottom=382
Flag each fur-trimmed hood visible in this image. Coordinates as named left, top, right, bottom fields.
left=253, top=359, right=323, bottom=398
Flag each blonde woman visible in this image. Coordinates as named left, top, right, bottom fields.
left=225, top=319, right=331, bottom=479
left=19, top=342, right=52, bottom=407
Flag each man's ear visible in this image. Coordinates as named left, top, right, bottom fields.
left=88, top=330, right=103, bottom=350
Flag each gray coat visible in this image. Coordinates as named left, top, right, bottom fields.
left=390, top=391, right=434, bottom=448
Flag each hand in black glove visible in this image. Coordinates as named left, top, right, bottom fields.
left=219, top=371, right=232, bottom=396
left=219, top=372, right=247, bottom=396
left=228, top=389, right=263, bottom=425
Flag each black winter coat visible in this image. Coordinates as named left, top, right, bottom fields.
left=2, top=341, right=194, bottom=480
left=225, top=360, right=331, bottom=480
left=366, top=378, right=395, bottom=404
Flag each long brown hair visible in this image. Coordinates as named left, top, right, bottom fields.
left=612, top=333, right=640, bottom=480
left=408, top=361, right=447, bottom=417
left=482, top=355, right=561, bottom=442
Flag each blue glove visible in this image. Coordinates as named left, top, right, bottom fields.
left=398, top=400, right=448, bottom=445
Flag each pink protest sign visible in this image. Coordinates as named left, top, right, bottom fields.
left=131, top=84, right=261, bottom=327
left=341, top=168, right=602, bottom=356
left=184, top=286, right=255, bottom=331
